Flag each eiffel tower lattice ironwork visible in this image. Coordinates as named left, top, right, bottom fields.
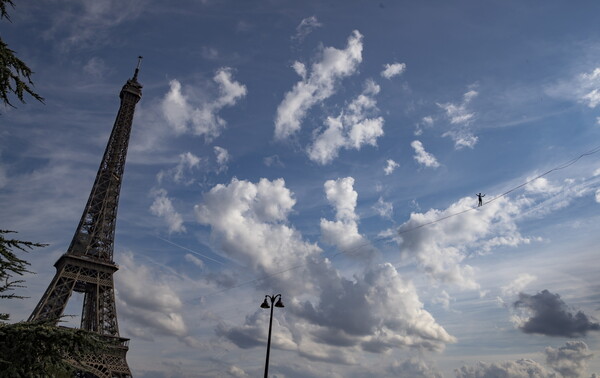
left=28, top=58, right=144, bottom=378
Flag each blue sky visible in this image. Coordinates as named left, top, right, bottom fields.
left=2, top=1, right=600, bottom=377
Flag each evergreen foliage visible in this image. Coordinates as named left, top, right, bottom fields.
left=1, top=231, right=107, bottom=376
left=0, top=0, right=44, bottom=108
left=0, top=229, right=46, bottom=321
left=0, top=320, right=106, bottom=377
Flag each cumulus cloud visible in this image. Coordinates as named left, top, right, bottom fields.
left=226, top=365, right=249, bottom=377
left=388, top=358, right=442, bottom=378
left=292, top=16, right=322, bottom=42
left=116, top=252, right=196, bottom=346
left=411, top=140, right=440, bottom=168
left=275, top=30, right=363, bottom=140
left=545, top=341, right=594, bottom=378
left=438, top=89, right=479, bottom=149
left=294, top=263, right=456, bottom=353
left=195, top=177, right=321, bottom=274
left=397, top=196, right=529, bottom=289
left=513, top=290, right=600, bottom=337
left=150, top=189, right=186, bottom=234
left=525, top=176, right=560, bottom=194
left=214, top=146, right=229, bottom=173
left=307, top=80, right=384, bottom=164
left=455, top=359, right=553, bottom=378
left=380, top=62, right=406, bottom=79
left=457, top=341, right=595, bottom=378
left=161, top=68, right=247, bottom=141
left=384, top=159, right=399, bottom=175
left=373, top=196, right=393, bottom=219
left=198, top=178, right=454, bottom=361
left=320, top=177, right=366, bottom=251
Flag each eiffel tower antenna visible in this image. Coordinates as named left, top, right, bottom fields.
left=28, top=58, right=144, bottom=377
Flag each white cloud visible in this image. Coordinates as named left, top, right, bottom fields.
left=275, top=30, right=363, bottom=140
left=432, top=290, right=452, bottom=310
left=456, top=359, right=552, bottom=378
left=457, top=341, right=595, bottom=378
left=292, top=16, right=322, bottom=42
left=263, top=154, right=284, bottom=167
left=414, top=116, right=434, bottom=136
left=82, top=57, right=108, bottom=79
left=580, top=68, right=600, bottom=108
left=320, top=177, right=366, bottom=250
left=294, top=263, right=456, bottom=353
left=116, top=252, right=196, bottom=345
left=380, top=62, right=406, bottom=79
left=501, top=273, right=537, bottom=298
left=43, top=1, right=143, bottom=50
left=307, top=80, right=384, bottom=164
left=226, top=365, right=249, bottom=377
left=214, top=146, right=229, bottom=173
left=184, top=253, right=204, bottom=269
left=501, top=274, right=537, bottom=298
left=217, top=263, right=457, bottom=361
left=157, top=152, right=203, bottom=185
left=388, top=358, right=443, bottom=378
left=596, top=189, right=600, bottom=203
left=194, top=178, right=455, bottom=361
left=161, top=68, right=247, bottom=141
left=522, top=176, right=598, bottom=218
left=373, top=196, right=393, bottom=219
left=411, top=140, right=440, bottom=168
left=525, top=176, right=560, bottom=194
left=292, top=61, right=307, bottom=80
left=195, top=177, right=321, bottom=275
left=545, top=341, right=594, bottom=378
left=150, top=189, right=186, bottom=234
left=438, top=89, right=479, bottom=149
left=384, top=159, right=399, bottom=175
left=397, top=196, right=529, bottom=289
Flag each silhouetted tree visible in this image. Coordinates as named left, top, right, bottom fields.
left=1, top=0, right=44, bottom=108
left=0, top=229, right=46, bottom=321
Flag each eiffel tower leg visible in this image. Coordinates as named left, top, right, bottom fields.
left=28, top=261, right=78, bottom=322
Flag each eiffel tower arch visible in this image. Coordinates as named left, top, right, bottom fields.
left=28, top=58, right=144, bottom=378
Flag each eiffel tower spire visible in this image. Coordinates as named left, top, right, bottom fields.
left=29, top=58, right=144, bottom=377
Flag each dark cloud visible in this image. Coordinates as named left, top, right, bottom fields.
left=514, top=290, right=600, bottom=337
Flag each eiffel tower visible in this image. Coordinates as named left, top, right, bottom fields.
left=28, top=58, right=144, bottom=377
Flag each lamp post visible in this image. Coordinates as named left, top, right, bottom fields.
left=260, top=294, right=284, bottom=378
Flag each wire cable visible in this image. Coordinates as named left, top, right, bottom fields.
left=397, top=144, right=600, bottom=235
left=187, top=143, right=600, bottom=301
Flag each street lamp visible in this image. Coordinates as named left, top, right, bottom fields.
left=260, top=294, right=284, bottom=378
